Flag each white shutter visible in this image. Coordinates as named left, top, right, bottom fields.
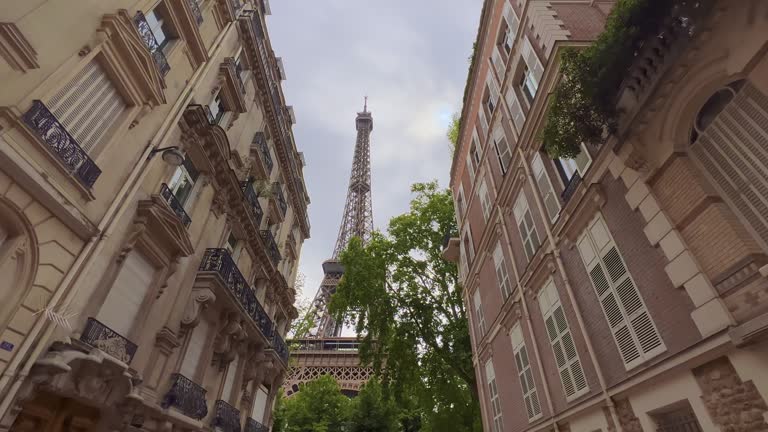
left=505, top=86, right=526, bottom=132
left=484, top=360, right=504, bottom=432
left=486, top=73, right=501, bottom=108
left=503, top=3, right=519, bottom=42
left=492, top=46, right=505, bottom=77
left=493, top=242, right=512, bottom=298
left=473, top=290, right=486, bottom=336
left=478, top=180, right=491, bottom=221
left=478, top=108, right=489, bottom=138
left=574, top=144, right=592, bottom=174
left=251, top=386, right=269, bottom=422
left=532, top=154, right=560, bottom=222
left=49, top=60, right=127, bottom=153
left=492, top=122, right=513, bottom=174
left=181, top=319, right=212, bottom=379
left=578, top=215, right=665, bottom=369
left=513, top=193, right=540, bottom=261
left=522, top=37, right=545, bottom=84
left=510, top=324, right=542, bottom=420
left=97, top=251, right=155, bottom=335
left=538, top=280, right=588, bottom=399
left=222, top=355, right=240, bottom=402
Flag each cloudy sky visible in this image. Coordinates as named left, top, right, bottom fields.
left=267, top=1, right=481, bottom=308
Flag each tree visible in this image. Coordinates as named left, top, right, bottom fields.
left=348, top=380, right=399, bottom=432
left=446, top=112, right=460, bottom=155
left=278, top=375, right=351, bottom=432
left=330, top=182, right=480, bottom=432
left=288, top=272, right=314, bottom=338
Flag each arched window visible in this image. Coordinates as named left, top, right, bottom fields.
left=689, top=79, right=768, bottom=250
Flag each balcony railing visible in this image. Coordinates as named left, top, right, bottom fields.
left=271, top=327, right=289, bottom=363
left=560, top=172, right=582, bottom=204
left=134, top=11, right=170, bottom=76
left=253, top=132, right=273, bottom=174
left=199, top=248, right=273, bottom=338
left=161, top=373, right=208, bottom=420
left=260, top=230, right=281, bottom=266
left=289, top=338, right=361, bottom=352
left=241, top=182, right=264, bottom=226
left=22, top=100, right=102, bottom=188
left=245, top=417, right=269, bottom=432
left=188, top=0, right=204, bottom=25
left=272, top=183, right=287, bottom=216
left=160, top=183, right=192, bottom=227
left=212, top=400, right=241, bottom=432
left=79, top=318, right=137, bottom=364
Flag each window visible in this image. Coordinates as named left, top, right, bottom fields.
left=455, top=184, right=466, bottom=222
left=97, top=251, right=156, bottom=336
left=513, top=192, right=540, bottom=261
left=146, top=5, right=175, bottom=51
left=48, top=60, right=127, bottom=154
left=537, top=279, right=588, bottom=400
left=251, top=386, right=270, bottom=422
left=225, top=232, right=240, bottom=260
left=491, top=46, right=506, bottom=77
left=473, top=289, right=486, bottom=338
left=484, top=360, right=504, bottom=432
left=492, top=242, right=512, bottom=298
left=505, top=85, right=526, bottom=133
left=519, top=66, right=535, bottom=105
left=492, top=122, right=512, bottom=174
left=235, top=51, right=248, bottom=82
left=520, top=37, right=544, bottom=100
left=478, top=107, right=489, bottom=138
left=577, top=215, right=665, bottom=369
left=209, top=93, right=226, bottom=124
left=650, top=401, right=703, bottom=432
left=470, top=138, right=481, bottom=169
left=485, top=74, right=501, bottom=116
left=532, top=153, right=560, bottom=222
left=169, top=158, right=199, bottom=208
left=502, top=3, right=519, bottom=51
left=554, top=143, right=592, bottom=185
left=478, top=179, right=491, bottom=221
left=221, top=354, right=240, bottom=402
left=181, top=318, right=212, bottom=379
left=510, top=324, right=542, bottom=420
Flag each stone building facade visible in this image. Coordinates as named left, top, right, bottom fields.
left=445, top=1, right=768, bottom=431
left=0, top=0, right=309, bottom=431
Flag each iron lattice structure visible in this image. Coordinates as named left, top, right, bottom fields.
left=285, top=102, right=374, bottom=397
left=301, top=102, right=373, bottom=339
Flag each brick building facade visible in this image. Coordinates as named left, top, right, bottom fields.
left=0, top=1, right=308, bottom=431
left=445, top=1, right=768, bottom=431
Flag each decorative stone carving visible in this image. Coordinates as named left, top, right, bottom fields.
left=213, top=312, right=247, bottom=367
left=181, top=287, right=217, bottom=328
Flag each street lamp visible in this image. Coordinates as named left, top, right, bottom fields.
left=149, top=146, right=185, bottom=166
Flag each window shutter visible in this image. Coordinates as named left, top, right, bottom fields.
left=522, top=37, right=545, bottom=84
left=492, top=123, right=512, bottom=174
left=484, top=360, right=504, bottom=432
left=49, top=60, right=127, bottom=154
left=505, top=86, right=526, bottom=132
left=503, top=3, right=519, bottom=41
left=251, top=386, right=269, bottom=422
left=532, top=154, right=560, bottom=221
left=221, top=354, right=240, bottom=402
left=180, top=318, right=211, bottom=379
left=97, top=251, right=155, bottom=335
left=486, top=74, right=501, bottom=109
left=473, top=290, right=486, bottom=336
left=510, top=324, right=542, bottom=419
left=478, top=108, right=489, bottom=138
left=493, top=242, right=512, bottom=298
left=538, top=280, right=588, bottom=399
left=492, top=46, right=505, bottom=77
left=578, top=215, right=665, bottom=369
left=513, top=193, right=540, bottom=261
left=574, top=144, right=592, bottom=174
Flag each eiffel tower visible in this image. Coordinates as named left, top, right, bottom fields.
left=284, top=99, right=374, bottom=397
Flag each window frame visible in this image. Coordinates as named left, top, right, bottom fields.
left=513, top=192, right=541, bottom=261
left=484, top=360, right=504, bottom=432
left=168, top=158, right=199, bottom=208
left=510, top=324, right=542, bottom=421
left=478, top=178, right=491, bottom=221
left=532, top=153, right=561, bottom=223
left=492, top=242, right=512, bottom=299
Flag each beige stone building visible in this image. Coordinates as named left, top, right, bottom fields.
left=0, top=0, right=309, bottom=431
left=446, top=0, right=768, bottom=431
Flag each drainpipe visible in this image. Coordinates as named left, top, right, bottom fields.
left=517, top=148, right=623, bottom=431
left=0, top=20, right=235, bottom=422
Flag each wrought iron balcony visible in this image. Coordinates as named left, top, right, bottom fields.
left=241, top=181, right=264, bottom=226
left=560, top=172, right=582, bottom=204
left=134, top=11, right=170, bottom=76
left=188, top=0, right=204, bottom=25
left=260, top=230, right=281, bottom=266
left=271, top=328, right=289, bottom=364
left=160, top=183, right=192, bottom=227
left=212, top=400, right=241, bottom=432
left=161, top=373, right=208, bottom=420
left=79, top=317, right=137, bottom=364
left=22, top=100, right=102, bottom=188
left=272, top=183, right=287, bottom=216
left=245, top=417, right=269, bottom=432
left=199, top=248, right=274, bottom=338
left=253, top=132, right=273, bottom=174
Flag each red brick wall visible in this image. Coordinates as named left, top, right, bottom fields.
left=478, top=256, right=504, bottom=328
left=490, top=328, right=533, bottom=431
left=550, top=3, right=609, bottom=41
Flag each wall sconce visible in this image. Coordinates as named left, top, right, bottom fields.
left=149, top=146, right=185, bottom=166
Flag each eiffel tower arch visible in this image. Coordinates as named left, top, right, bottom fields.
left=285, top=100, right=374, bottom=397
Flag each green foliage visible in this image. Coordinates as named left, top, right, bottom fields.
left=279, top=375, right=351, bottom=432
left=331, top=182, right=479, bottom=432
left=447, top=112, right=461, bottom=154
left=349, top=380, right=400, bottom=432
left=272, top=389, right=287, bottom=432
left=541, top=0, right=676, bottom=158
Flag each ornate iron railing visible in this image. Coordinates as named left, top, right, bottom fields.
left=241, top=182, right=264, bottom=226
left=561, top=172, right=582, bottom=204
left=260, top=230, right=281, bottom=266
left=271, top=326, right=289, bottom=363
left=160, top=183, right=192, bottom=227
left=134, top=11, right=170, bottom=76
left=22, top=100, right=102, bottom=188
left=79, top=318, right=137, bottom=363
left=199, top=248, right=273, bottom=338
left=289, top=338, right=361, bottom=352
left=245, top=417, right=269, bottom=432
left=212, top=400, right=241, bottom=432
left=272, top=183, right=287, bottom=216
left=161, top=373, right=208, bottom=420
left=188, top=0, right=204, bottom=25
left=253, top=132, right=273, bottom=174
